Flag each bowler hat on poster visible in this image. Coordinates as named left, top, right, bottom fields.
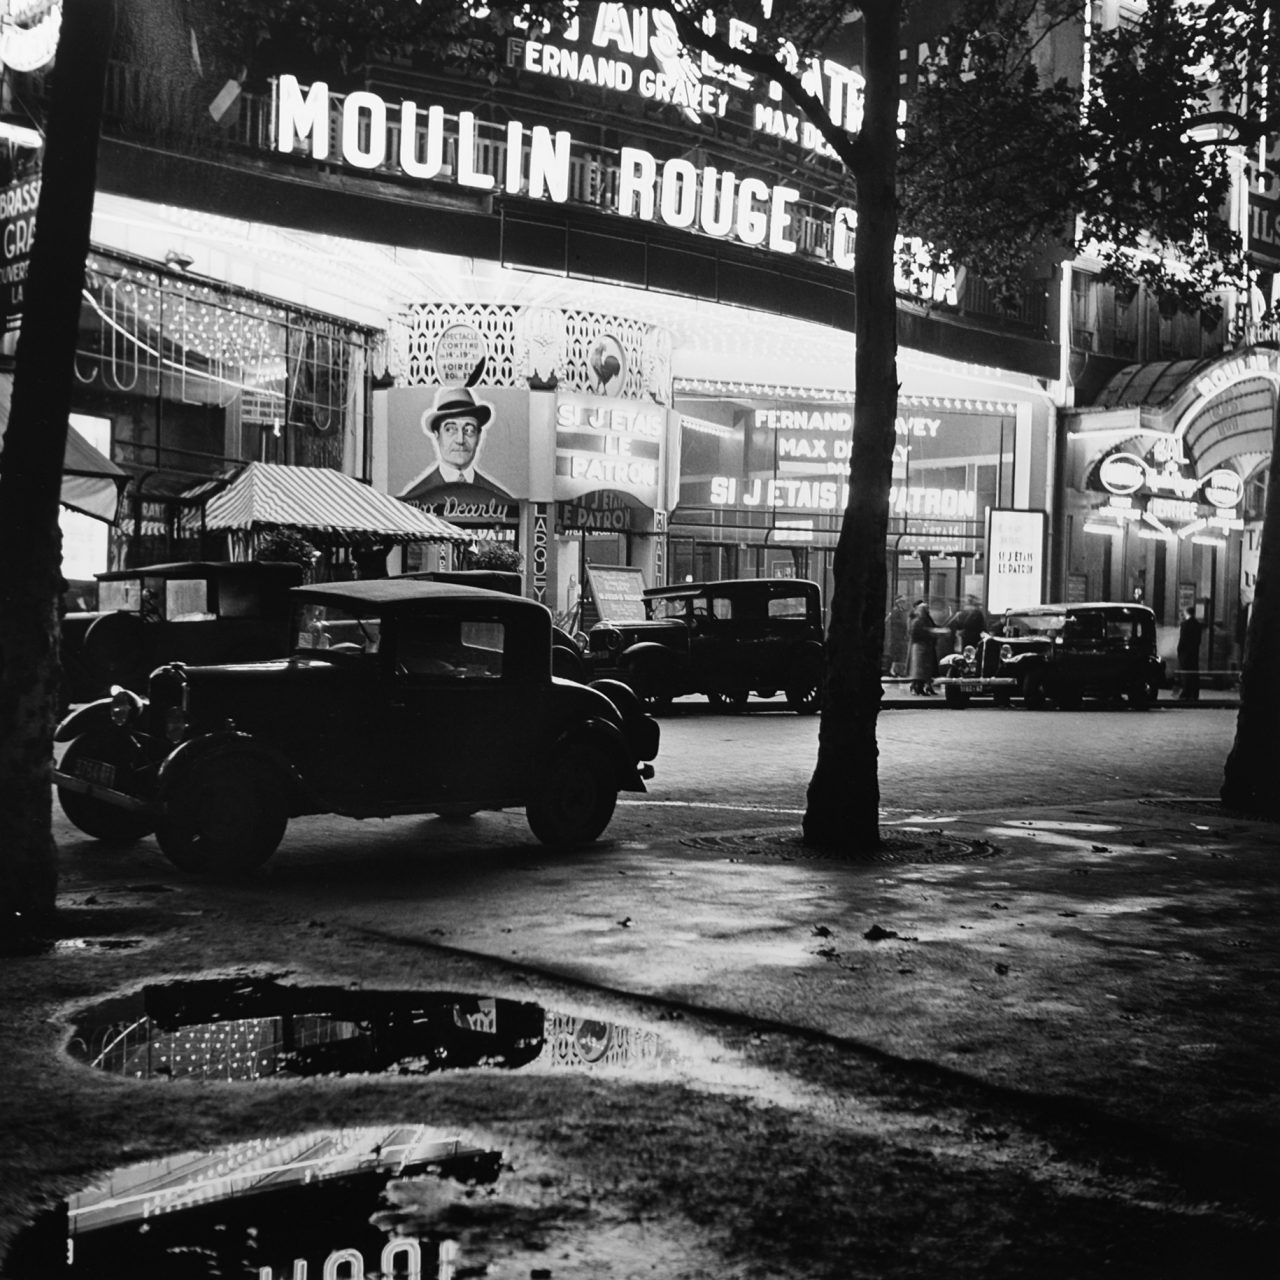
left=425, top=386, right=493, bottom=433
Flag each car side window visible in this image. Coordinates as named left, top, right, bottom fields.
left=1105, top=615, right=1135, bottom=643
left=711, top=597, right=732, bottom=620
left=768, top=596, right=807, bottom=619
left=398, top=618, right=504, bottom=679
left=165, top=579, right=214, bottom=623
left=1064, top=612, right=1103, bottom=642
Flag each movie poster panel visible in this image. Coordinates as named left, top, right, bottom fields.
left=386, top=386, right=531, bottom=526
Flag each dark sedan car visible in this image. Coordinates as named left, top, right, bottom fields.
left=934, top=601, right=1164, bottom=709
left=585, top=577, right=825, bottom=714
left=53, top=580, right=659, bottom=873
left=60, top=560, right=303, bottom=703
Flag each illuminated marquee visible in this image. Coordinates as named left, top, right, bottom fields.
left=707, top=475, right=976, bottom=516
left=554, top=396, right=664, bottom=502
left=273, top=75, right=842, bottom=257
left=513, top=2, right=863, bottom=150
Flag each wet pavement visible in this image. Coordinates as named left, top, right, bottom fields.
left=2, top=701, right=1277, bottom=1278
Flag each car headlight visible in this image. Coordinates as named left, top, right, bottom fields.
left=108, top=686, right=144, bottom=727
left=962, top=645, right=976, bottom=662
left=1000, top=644, right=1013, bottom=662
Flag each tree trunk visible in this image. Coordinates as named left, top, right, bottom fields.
left=0, top=0, right=115, bottom=949
left=1221, top=405, right=1280, bottom=814
left=803, top=1, right=900, bottom=851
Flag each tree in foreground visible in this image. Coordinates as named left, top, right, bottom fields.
left=0, top=0, right=117, bottom=948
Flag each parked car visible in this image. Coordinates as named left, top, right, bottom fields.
left=404, top=568, right=589, bottom=682
left=585, top=577, right=825, bottom=714
left=60, top=561, right=303, bottom=704
left=53, top=579, right=660, bottom=873
left=934, top=601, right=1164, bottom=710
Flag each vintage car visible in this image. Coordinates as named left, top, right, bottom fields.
left=404, top=567, right=589, bottom=682
left=585, top=577, right=825, bottom=714
left=60, top=560, right=303, bottom=704
left=53, top=579, right=659, bottom=873
left=934, top=601, right=1164, bottom=710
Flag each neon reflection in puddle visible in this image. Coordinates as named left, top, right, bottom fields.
left=2, top=1125, right=496, bottom=1279
left=67, top=977, right=679, bottom=1080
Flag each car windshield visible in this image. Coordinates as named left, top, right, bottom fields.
left=293, top=602, right=381, bottom=655
left=647, top=595, right=695, bottom=621
left=998, top=611, right=1065, bottom=637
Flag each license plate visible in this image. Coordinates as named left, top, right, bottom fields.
left=74, top=757, right=116, bottom=787
left=959, top=681, right=984, bottom=694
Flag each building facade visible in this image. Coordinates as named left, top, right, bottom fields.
left=0, top=1, right=1269, bottom=650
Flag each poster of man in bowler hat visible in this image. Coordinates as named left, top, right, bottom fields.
left=398, top=385, right=513, bottom=502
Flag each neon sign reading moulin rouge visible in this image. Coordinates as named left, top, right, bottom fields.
left=273, top=74, right=850, bottom=258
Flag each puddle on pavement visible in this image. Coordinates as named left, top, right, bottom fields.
left=65, top=977, right=681, bottom=1081
left=10, top=982, right=733, bottom=1277
left=1, top=1124, right=507, bottom=1279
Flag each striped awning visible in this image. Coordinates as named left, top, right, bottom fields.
left=203, top=463, right=469, bottom=547
left=62, top=426, right=128, bottom=524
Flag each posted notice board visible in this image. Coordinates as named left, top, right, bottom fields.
left=586, top=564, right=648, bottom=622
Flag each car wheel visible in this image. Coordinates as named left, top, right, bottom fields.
left=784, top=654, right=823, bottom=715
left=57, top=731, right=154, bottom=845
left=155, top=756, right=288, bottom=874
left=708, top=688, right=749, bottom=713
left=1022, top=672, right=1047, bottom=709
left=1127, top=680, right=1156, bottom=710
left=1054, top=683, right=1083, bottom=711
left=526, top=743, right=618, bottom=846
left=943, top=685, right=970, bottom=709
left=628, top=666, right=672, bottom=715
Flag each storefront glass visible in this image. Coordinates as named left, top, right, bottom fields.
left=672, top=389, right=1024, bottom=623
left=72, top=252, right=375, bottom=568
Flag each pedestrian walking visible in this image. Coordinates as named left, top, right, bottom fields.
left=1178, top=605, right=1202, bottom=701
left=885, top=595, right=909, bottom=676
left=907, top=598, right=940, bottom=695
left=945, top=594, right=988, bottom=650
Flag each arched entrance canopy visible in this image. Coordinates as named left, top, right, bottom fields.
left=1066, top=346, right=1280, bottom=490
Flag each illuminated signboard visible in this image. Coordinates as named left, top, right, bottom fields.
left=0, top=175, right=39, bottom=331
left=1097, top=452, right=1146, bottom=496
left=1202, top=468, right=1244, bottom=509
left=555, top=394, right=665, bottom=506
left=705, top=476, right=975, bottom=516
left=511, top=3, right=863, bottom=150
left=987, top=509, right=1045, bottom=613
left=274, top=74, right=827, bottom=257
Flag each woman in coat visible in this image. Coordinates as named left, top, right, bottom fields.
left=907, top=598, right=939, bottom=695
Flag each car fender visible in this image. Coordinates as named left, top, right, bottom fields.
left=550, top=717, right=646, bottom=792
left=552, top=642, right=589, bottom=683
left=157, top=732, right=304, bottom=808
left=55, top=697, right=119, bottom=743
left=620, top=640, right=678, bottom=676
left=937, top=653, right=965, bottom=674
left=589, top=678, right=660, bottom=762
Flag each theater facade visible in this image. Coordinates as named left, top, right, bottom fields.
left=6, top=2, right=1063, bottom=622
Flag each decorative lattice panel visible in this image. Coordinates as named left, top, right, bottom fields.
left=390, top=303, right=673, bottom=404
left=393, top=303, right=521, bottom=386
